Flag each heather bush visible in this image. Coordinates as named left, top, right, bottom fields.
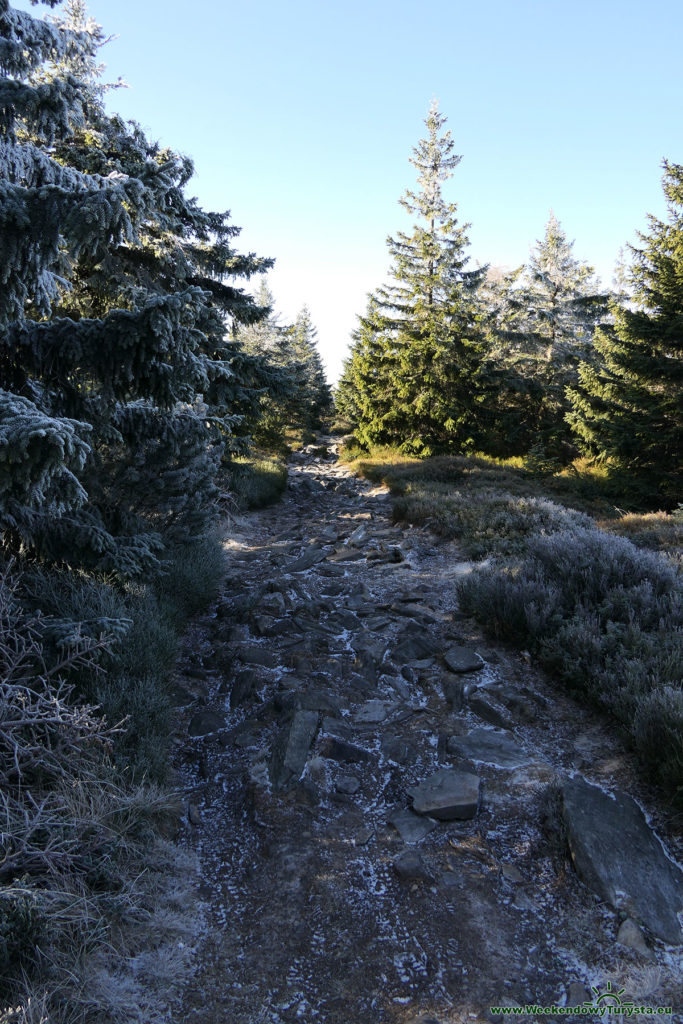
left=394, top=486, right=592, bottom=557
left=458, top=529, right=683, bottom=799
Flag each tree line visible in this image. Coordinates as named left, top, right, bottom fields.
left=336, top=101, right=682, bottom=505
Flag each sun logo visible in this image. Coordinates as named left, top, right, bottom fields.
left=590, top=981, right=627, bottom=1007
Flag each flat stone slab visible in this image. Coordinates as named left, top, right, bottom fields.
left=562, top=776, right=683, bottom=944
left=443, top=646, right=484, bottom=673
left=447, top=728, right=534, bottom=769
left=389, top=808, right=438, bottom=844
left=408, top=769, right=480, bottom=821
left=237, top=645, right=278, bottom=669
left=393, top=634, right=438, bottom=663
left=354, top=699, right=389, bottom=725
left=270, top=710, right=319, bottom=791
left=468, top=693, right=514, bottom=731
left=319, top=735, right=373, bottom=764
left=187, top=710, right=225, bottom=737
left=284, top=547, right=327, bottom=572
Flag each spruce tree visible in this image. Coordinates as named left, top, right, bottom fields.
left=567, top=161, right=683, bottom=502
left=478, top=214, right=607, bottom=462
left=289, top=305, right=333, bottom=428
left=1, top=1, right=274, bottom=574
left=344, top=101, right=485, bottom=455
left=236, top=286, right=331, bottom=443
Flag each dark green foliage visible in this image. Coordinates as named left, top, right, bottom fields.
left=235, top=283, right=332, bottom=450
left=458, top=529, right=683, bottom=800
left=337, top=102, right=486, bottom=455
left=567, top=161, right=683, bottom=504
left=0, top=1, right=275, bottom=579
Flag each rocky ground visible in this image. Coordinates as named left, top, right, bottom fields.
left=172, top=440, right=682, bottom=1024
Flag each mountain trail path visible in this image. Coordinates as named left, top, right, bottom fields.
left=172, top=439, right=682, bottom=1024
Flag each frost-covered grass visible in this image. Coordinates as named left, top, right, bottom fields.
left=0, top=532, right=225, bottom=1020
left=0, top=566, right=204, bottom=1022
left=227, top=455, right=288, bottom=510
left=23, top=532, right=226, bottom=782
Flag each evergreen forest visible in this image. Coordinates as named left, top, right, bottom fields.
left=0, top=2, right=681, bottom=1021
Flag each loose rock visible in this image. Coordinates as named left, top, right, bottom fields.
left=561, top=776, right=683, bottom=944
left=447, top=728, right=535, bottom=770
left=269, top=710, right=319, bottom=791
left=443, top=646, right=484, bottom=673
left=408, top=769, right=480, bottom=820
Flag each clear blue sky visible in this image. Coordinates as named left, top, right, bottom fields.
left=19, top=0, right=683, bottom=380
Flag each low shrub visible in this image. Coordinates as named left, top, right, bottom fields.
left=458, top=529, right=683, bottom=801
left=227, top=456, right=287, bottom=510
left=0, top=564, right=203, bottom=1022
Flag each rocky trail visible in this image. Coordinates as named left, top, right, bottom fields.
left=172, top=440, right=682, bottom=1024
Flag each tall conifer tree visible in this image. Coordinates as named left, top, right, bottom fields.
left=567, top=161, right=683, bottom=502
left=342, top=101, right=485, bottom=455
left=0, top=0, right=274, bottom=574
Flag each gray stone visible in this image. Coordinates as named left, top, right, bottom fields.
left=237, top=644, right=278, bottom=669
left=345, top=524, right=369, bottom=546
left=187, top=710, right=225, bottom=736
left=408, top=769, right=480, bottom=821
left=566, top=983, right=592, bottom=1008
left=297, top=690, right=343, bottom=716
left=346, top=587, right=372, bottom=612
left=364, top=614, right=393, bottom=630
left=354, top=636, right=388, bottom=663
left=561, top=776, right=683, bottom=944
left=391, top=602, right=441, bottom=623
left=319, top=735, right=373, bottom=764
left=331, top=610, right=360, bottom=630
left=354, top=699, right=389, bottom=725
left=393, top=633, right=438, bottom=663
left=327, top=547, right=365, bottom=562
left=381, top=734, right=416, bottom=765
left=386, top=675, right=411, bottom=701
left=318, top=564, right=346, bottom=578
left=393, top=849, right=431, bottom=881
left=284, top=547, right=327, bottom=573
left=259, top=591, right=287, bottom=616
left=389, top=808, right=437, bottom=844
left=269, top=710, right=319, bottom=791
left=468, top=693, right=514, bottom=730
left=187, top=802, right=202, bottom=826
left=501, top=862, right=524, bottom=884
left=443, top=646, right=484, bottom=673
left=616, top=918, right=654, bottom=958
left=230, top=670, right=257, bottom=707
left=336, top=775, right=361, bottom=795
left=447, top=728, right=534, bottom=770
left=321, top=715, right=353, bottom=738
left=347, top=671, right=377, bottom=696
